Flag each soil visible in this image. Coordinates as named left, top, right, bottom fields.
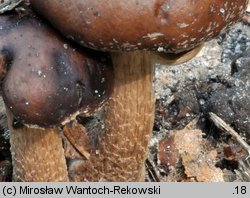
left=148, top=18, right=250, bottom=182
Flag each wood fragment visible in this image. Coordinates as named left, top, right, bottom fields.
left=0, top=0, right=22, bottom=13
left=63, top=122, right=90, bottom=160
left=209, top=112, right=250, bottom=156
left=145, top=158, right=160, bottom=182
left=235, top=159, right=250, bottom=181
left=164, top=95, right=175, bottom=106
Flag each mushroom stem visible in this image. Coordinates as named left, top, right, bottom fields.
left=70, top=51, right=155, bottom=181
left=6, top=108, right=68, bottom=181
left=104, top=51, right=155, bottom=181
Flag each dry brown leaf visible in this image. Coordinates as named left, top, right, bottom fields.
left=182, top=150, right=224, bottom=182
left=174, top=129, right=202, bottom=156
left=173, top=127, right=224, bottom=182
left=158, top=136, right=179, bottom=168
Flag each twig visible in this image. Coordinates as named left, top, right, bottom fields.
left=0, top=0, right=22, bottom=14
left=63, top=122, right=90, bottom=160
left=145, top=158, right=160, bottom=182
left=163, top=95, right=175, bottom=106
left=209, top=112, right=250, bottom=157
left=235, top=158, right=250, bottom=182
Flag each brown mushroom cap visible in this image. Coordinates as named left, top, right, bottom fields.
left=0, top=13, right=113, bottom=127
left=30, top=0, right=248, bottom=53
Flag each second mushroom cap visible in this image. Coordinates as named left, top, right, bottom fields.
left=0, top=12, right=113, bottom=127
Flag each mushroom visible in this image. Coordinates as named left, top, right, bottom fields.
left=0, top=12, right=113, bottom=181
left=30, top=0, right=248, bottom=181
